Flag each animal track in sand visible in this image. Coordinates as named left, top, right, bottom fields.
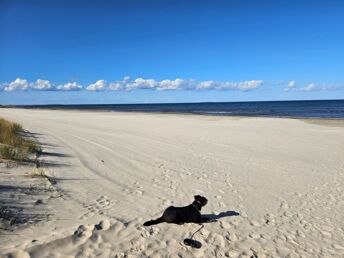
left=280, top=202, right=289, bottom=209
left=219, top=221, right=230, bottom=230
left=130, top=182, right=145, bottom=195
left=153, top=162, right=166, bottom=169
left=152, top=178, right=160, bottom=184
left=249, top=220, right=261, bottom=227
left=249, top=233, right=261, bottom=239
left=80, top=196, right=116, bottom=219
left=168, top=180, right=177, bottom=190
left=179, top=172, right=186, bottom=178
left=218, top=202, right=226, bottom=208
left=162, top=199, right=172, bottom=206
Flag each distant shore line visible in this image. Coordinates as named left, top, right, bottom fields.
left=1, top=107, right=344, bottom=126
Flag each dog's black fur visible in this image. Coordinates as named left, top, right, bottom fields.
left=143, top=195, right=210, bottom=226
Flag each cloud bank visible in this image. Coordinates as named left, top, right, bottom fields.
left=2, top=78, right=342, bottom=93
left=1, top=78, right=82, bottom=92
left=87, top=77, right=263, bottom=92
left=284, top=81, right=343, bottom=92
left=1, top=77, right=264, bottom=92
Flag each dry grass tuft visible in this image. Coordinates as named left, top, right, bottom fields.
left=31, top=167, right=46, bottom=177
left=0, top=117, right=41, bottom=160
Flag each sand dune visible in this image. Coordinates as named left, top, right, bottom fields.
left=1, top=109, right=344, bottom=257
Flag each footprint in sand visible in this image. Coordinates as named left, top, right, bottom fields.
left=264, top=213, right=276, bottom=225
left=96, top=196, right=115, bottom=209
left=72, top=224, right=94, bottom=244
left=162, top=173, right=171, bottom=181
left=95, top=219, right=111, bottom=230
left=225, top=175, right=233, bottom=187
left=249, top=233, right=261, bottom=239
left=219, top=202, right=226, bottom=208
left=153, top=162, right=165, bottom=169
left=130, top=182, right=144, bottom=195
left=219, top=221, right=230, bottom=230
left=226, top=232, right=238, bottom=241
left=280, top=202, right=289, bottom=209
left=249, top=220, right=261, bottom=227
left=185, top=171, right=192, bottom=176
left=80, top=196, right=115, bottom=219
left=202, top=173, right=208, bottom=178
left=129, top=189, right=144, bottom=196
left=169, top=180, right=177, bottom=190
left=320, top=230, right=332, bottom=239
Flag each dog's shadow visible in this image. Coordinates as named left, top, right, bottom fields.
left=202, top=210, right=240, bottom=222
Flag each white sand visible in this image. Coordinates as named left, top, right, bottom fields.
left=0, top=108, right=343, bottom=258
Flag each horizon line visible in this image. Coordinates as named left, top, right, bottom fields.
left=1, top=98, right=344, bottom=107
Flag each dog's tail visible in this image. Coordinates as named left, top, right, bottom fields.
left=143, top=217, right=164, bottom=226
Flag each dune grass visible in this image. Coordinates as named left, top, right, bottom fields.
left=0, top=117, right=41, bottom=160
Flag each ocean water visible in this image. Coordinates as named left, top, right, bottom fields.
left=10, top=99, right=344, bottom=119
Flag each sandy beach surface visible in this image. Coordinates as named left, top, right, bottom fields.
left=0, top=108, right=343, bottom=258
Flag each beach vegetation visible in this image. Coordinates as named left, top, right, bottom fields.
left=0, top=117, right=41, bottom=160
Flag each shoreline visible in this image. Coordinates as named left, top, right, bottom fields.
left=2, top=106, right=344, bottom=123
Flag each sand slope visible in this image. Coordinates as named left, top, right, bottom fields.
left=1, top=109, right=343, bottom=257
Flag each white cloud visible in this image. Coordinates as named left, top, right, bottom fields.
left=57, top=82, right=82, bottom=91
left=108, top=82, right=123, bottom=91
left=284, top=82, right=344, bottom=92
left=196, top=80, right=263, bottom=91
left=126, top=78, right=158, bottom=90
left=196, top=80, right=218, bottom=90
left=283, top=80, right=296, bottom=91
left=86, top=80, right=107, bottom=91
left=3, top=78, right=29, bottom=91
left=31, top=79, right=53, bottom=90
left=299, top=83, right=316, bottom=91
left=236, top=80, right=263, bottom=91
left=108, top=76, right=132, bottom=91
left=123, top=76, right=131, bottom=82
left=288, top=81, right=296, bottom=88
left=157, top=79, right=195, bottom=91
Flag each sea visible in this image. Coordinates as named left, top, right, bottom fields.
left=6, top=99, right=344, bottom=119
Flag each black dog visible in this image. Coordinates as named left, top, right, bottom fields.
left=143, top=195, right=211, bottom=226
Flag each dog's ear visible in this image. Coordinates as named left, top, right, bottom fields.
left=194, top=195, right=201, bottom=200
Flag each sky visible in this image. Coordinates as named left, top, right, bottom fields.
left=0, top=0, right=344, bottom=105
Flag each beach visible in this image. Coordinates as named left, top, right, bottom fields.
left=1, top=108, right=344, bottom=257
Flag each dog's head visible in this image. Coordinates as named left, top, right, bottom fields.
left=194, top=195, right=208, bottom=207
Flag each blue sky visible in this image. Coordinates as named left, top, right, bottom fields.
left=0, top=0, right=343, bottom=104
